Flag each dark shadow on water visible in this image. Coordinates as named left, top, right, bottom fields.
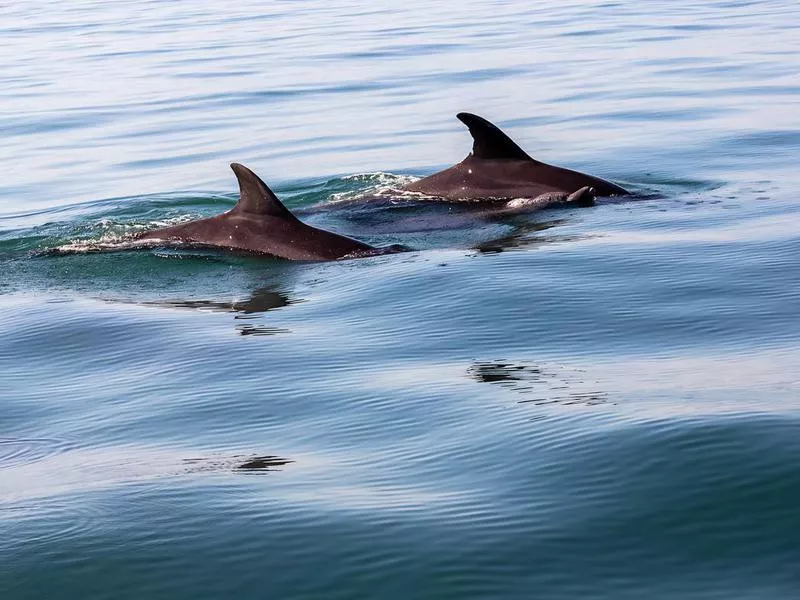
left=136, top=286, right=300, bottom=315
left=183, top=454, right=293, bottom=473
left=237, top=455, right=294, bottom=471
left=473, top=219, right=574, bottom=254
left=468, top=361, right=611, bottom=407
left=236, top=324, right=291, bottom=336
left=470, top=362, right=544, bottom=384
left=112, top=285, right=301, bottom=337
left=308, top=197, right=586, bottom=254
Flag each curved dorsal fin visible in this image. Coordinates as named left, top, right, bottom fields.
left=456, top=112, right=533, bottom=161
left=230, top=163, right=296, bottom=219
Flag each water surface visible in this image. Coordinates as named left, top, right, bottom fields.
left=2, top=1, right=799, bottom=598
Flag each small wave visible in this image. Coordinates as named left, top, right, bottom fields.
left=40, top=237, right=161, bottom=256
left=1, top=445, right=293, bottom=505
left=0, top=437, right=74, bottom=468
left=339, top=171, right=416, bottom=184
left=33, top=215, right=195, bottom=256
left=325, top=172, right=421, bottom=204
left=0, top=496, right=108, bottom=552
left=0, top=447, right=291, bottom=552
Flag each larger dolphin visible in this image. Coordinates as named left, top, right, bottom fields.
left=138, top=163, right=405, bottom=261
left=403, top=112, right=629, bottom=201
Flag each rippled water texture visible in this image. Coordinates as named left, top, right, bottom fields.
left=2, top=1, right=799, bottom=598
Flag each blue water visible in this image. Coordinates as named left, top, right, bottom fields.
left=2, top=1, right=800, bottom=598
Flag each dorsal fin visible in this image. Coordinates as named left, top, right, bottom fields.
left=230, top=163, right=296, bottom=219
left=456, top=112, right=533, bottom=161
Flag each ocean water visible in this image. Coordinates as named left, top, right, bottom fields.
left=2, top=1, right=799, bottom=598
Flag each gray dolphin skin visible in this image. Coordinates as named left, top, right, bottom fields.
left=138, top=163, right=403, bottom=261
left=403, top=112, right=629, bottom=200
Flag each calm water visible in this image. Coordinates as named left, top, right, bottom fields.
left=2, top=1, right=800, bottom=598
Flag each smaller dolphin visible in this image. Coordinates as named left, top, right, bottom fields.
left=138, top=164, right=405, bottom=261
left=493, top=186, right=596, bottom=214
left=403, top=112, right=629, bottom=201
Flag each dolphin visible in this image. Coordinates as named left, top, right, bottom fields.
left=138, top=163, right=406, bottom=261
left=403, top=112, right=629, bottom=201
